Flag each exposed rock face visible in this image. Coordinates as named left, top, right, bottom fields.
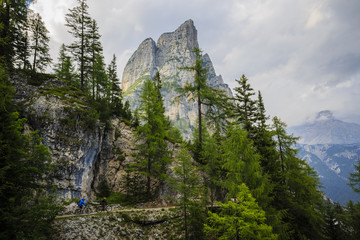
left=11, top=76, right=177, bottom=201
left=289, top=111, right=360, bottom=204
left=122, top=19, right=232, bottom=138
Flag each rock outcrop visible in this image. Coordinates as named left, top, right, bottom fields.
left=11, top=75, right=177, bottom=201
left=122, top=19, right=232, bottom=138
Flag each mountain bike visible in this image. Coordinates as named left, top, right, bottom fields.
left=74, top=205, right=91, bottom=215
left=96, top=204, right=112, bottom=212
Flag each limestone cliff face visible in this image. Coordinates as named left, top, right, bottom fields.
left=11, top=76, right=175, bottom=201
left=122, top=19, right=232, bottom=138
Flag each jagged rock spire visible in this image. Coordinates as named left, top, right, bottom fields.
left=121, top=20, right=232, bottom=138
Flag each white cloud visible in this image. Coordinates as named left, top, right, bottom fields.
left=30, top=0, right=360, bottom=126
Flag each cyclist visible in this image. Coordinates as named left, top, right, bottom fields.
left=100, top=197, right=108, bottom=211
left=78, top=198, right=87, bottom=214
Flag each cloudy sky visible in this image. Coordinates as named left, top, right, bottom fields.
left=30, top=0, right=360, bottom=127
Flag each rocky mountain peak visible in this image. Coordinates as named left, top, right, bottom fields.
left=289, top=111, right=360, bottom=144
left=121, top=20, right=232, bottom=138
left=316, top=110, right=334, bottom=121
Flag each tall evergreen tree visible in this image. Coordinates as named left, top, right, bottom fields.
left=0, top=0, right=31, bottom=68
left=53, top=43, right=76, bottom=83
left=135, top=78, right=171, bottom=199
left=0, top=64, right=62, bottom=239
left=65, top=0, right=92, bottom=91
left=93, top=53, right=108, bottom=100
left=88, top=19, right=103, bottom=98
left=348, top=158, right=360, bottom=193
left=29, top=12, right=51, bottom=72
left=172, top=144, right=203, bottom=240
left=272, top=116, right=325, bottom=240
left=221, top=124, right=266, bottom=201
left=15, top=28, right=31, bottom=69
left=107, top=54, right=123, bottom=116
left=233, top=74, right=257, bottom=138
left=204, top=183, right=277, bottom=240
left=176, top=47, right=228, bottom=164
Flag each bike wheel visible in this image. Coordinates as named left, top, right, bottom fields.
left=96, top=205, right=103, bottom=212
left=84, top=207, right=91, bottom=214
left=74, top=208, right=81, bottom=215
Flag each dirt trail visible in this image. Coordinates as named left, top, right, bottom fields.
left=56, top=205, right=176, bottom=219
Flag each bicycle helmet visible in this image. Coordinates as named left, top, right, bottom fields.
left=82, top=198, right=85, bottom=201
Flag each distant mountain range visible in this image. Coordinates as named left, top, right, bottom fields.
left=290, top=110, right=360, bottom=145
left=289, top=110, right=360, bottom=205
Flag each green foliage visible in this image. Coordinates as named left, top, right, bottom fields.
left=204, top=183, right=277, bottom=240
left=348, top=158, right=360, bottom=193
left=171, top=144, right=206, bottom=239
left=65, top=0, right=92, bottom=91
left=134, top=78, right=172, bottom=199
left=176, top=47, right=229, bottom=163
left=0, top=64, right=62, bottom=239
left=344, top=200, right=360, bottom=240
left=97, top=179, right=111, bottom=198
left=54, top=44, right=76, bottom=84
left=232, top=74, right=257, bottom=137
left=0, top=0, right=29, bottom=68
left=28, top=11, right=51, bottom=72
left=221, top=125, right=266, bottom=201
left=271, top=116, right=325, bottom=239
left=17, top=68, right=55, bottom=86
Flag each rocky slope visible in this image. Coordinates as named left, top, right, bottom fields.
left=11, top=74, right=178, bottom=201
left=52, top=207, right=182, bottom=240
left=121, top=19, right=232, bottom=138
left=289, top=111, right=360, bottom=204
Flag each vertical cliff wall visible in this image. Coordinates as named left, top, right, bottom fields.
left=121, top=19, right=232, bottom=138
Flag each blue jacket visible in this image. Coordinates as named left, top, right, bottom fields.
left=79, top=200, right=86, bottom=207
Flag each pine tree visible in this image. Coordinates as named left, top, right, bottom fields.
left=176, top=47, right=228, bottom=164
left=233, top=74, right=257, bottom=137
left=135, top=78, right=171, bottom=199
left=65, top=0, right=92, bottom=91
left=29, top=12, right=51, bottom=72
left=107, top=54, right=123, bottom=116
left=0, top=64, right=62, bottom=239
left=0, top=0, right=29, bottom=68
left=348, top=158, right=360, bottom=193
left=93, top=53, right=108, bottom=100
left=54, top=44, right=76, bottom=83
left=172, top=144, right=203, bottom=240
left=15, top=28, right=31, bottom=69
left=204, top=183, right=277, bottom=240
left=272, top=116, right=325, bottom=239
left=89, top=19, right=103, bottom=98
left=221, top=124, right=266, bottom=201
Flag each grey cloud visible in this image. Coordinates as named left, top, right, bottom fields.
left=31, top=0, right=360, bottom=126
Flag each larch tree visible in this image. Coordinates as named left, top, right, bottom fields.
left=107, top=54, right=123, bottom=117
left=204, top=183, right=277, bottom=240
left=172, top=144, right=203, bottom=240
left=348, top=158, right=360, bottom=193
left=53, top=43, right=76, bottom=83
left=29, top=12, right=51, bottom=72
left=88, top=19, right=103, bottom=98
left=0, top=65, right=62, bottom=239
left=0, top=0, right=30, bottom=68
left=272, top=116, right=325, bottom=240
left=176, top=47, right=228, bottom=164
left=65, top=0, right=92, bottom=91
left=232, top=74, right=258, bottom=138
left=135, top=78, right=171, bottom=199
left=221, top=124, right=266, bottom=201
